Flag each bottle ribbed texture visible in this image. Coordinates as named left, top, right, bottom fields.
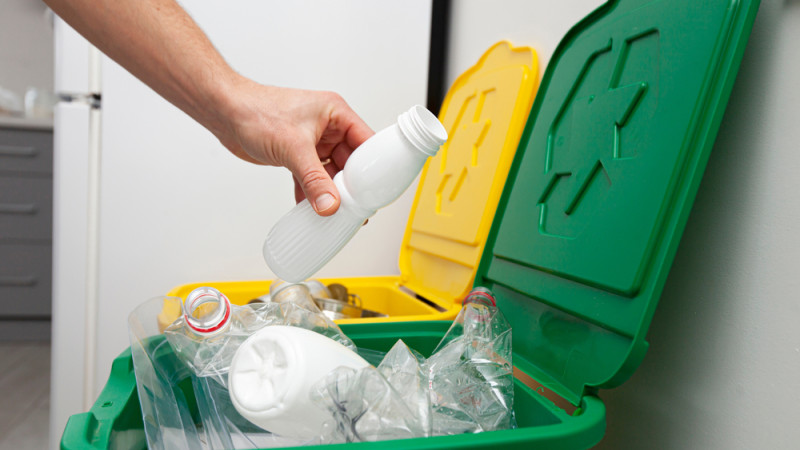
left=264, top=200, right=363, bottom=282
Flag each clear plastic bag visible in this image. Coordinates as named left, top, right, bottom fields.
left=130, top=285, right=513, bottom=447
left=128, top=296, right=202, bottom=450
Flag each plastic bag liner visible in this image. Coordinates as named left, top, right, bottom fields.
left=128, top=291, right=512, bottom=448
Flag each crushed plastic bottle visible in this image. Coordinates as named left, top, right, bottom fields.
left=377, top=340, right=432, bottom=435
left=426, top=287, right=515, bottom=434
left=311, top=340, right=431, bottom=443
left=310, top=287, right=514, bottom=442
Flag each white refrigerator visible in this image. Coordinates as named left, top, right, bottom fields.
left=50, top=1, right=433, bottom=447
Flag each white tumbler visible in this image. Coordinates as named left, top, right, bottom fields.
left=228, top=325, right=369, bottom=438
left=263, top=105, right=448, bottom=282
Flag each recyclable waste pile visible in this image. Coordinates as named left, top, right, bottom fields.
left=311, top=287, right=515, bottom=443
left=128, top=282, right=514, bottom=449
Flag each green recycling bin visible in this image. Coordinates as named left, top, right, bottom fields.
left=60, top=0, right=761, bottom=448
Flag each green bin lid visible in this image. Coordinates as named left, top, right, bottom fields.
left=475, top=0, right=760, bottom=406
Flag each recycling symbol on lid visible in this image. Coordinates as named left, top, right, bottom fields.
left=537, top=52, right=648, bottom=238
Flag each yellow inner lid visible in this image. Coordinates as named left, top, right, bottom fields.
left=399, top=41, right=539, bottom=307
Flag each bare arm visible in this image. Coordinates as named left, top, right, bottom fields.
left=44, top=0, right=373, bottom=215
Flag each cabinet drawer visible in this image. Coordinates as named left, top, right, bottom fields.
left=0, top=243, right=52, bottom=317
left=0, top=176, right=53, bottom=241
left=0, top=128, right=53, bottom=175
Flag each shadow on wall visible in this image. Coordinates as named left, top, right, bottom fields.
left=595, top=1, right=783, bottom=449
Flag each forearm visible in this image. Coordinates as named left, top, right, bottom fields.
left=45, top=0, right=375, bottom=215
left=45, top=0, right=241, bottom=137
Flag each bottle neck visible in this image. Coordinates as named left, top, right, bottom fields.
left=270, top=282, right=319, bottom=310
left=396, top=105, right=448, bottom=157
left=463, top=287, right=496, bottom=307
left=184, top=287, right=232, bottom=336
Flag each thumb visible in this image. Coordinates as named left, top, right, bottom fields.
left=286, top=147, right=340, bottom=216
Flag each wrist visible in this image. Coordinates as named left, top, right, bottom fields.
left=200, top=68, right=250, bottom=141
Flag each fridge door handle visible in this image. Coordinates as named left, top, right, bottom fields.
left=0, top=203, right=38, bottom=215
left=0, top=275, right=38, bottom=287
left=0, top=145, right=37, bottom=158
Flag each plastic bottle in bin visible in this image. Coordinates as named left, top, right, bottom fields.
left=164, top=287, right=272, bottom=380
left=164, top=285, right=355, bottom=381
left=463, top=286, right=497, bottom=307
left=426, top=286, right=516, bottom=434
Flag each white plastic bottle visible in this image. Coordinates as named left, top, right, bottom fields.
left=228, top=325, right=369, bottom=438
left=264, top=105, right=448, bottom=282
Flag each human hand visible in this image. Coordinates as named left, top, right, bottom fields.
left=214, top=79, right=374, bottom=216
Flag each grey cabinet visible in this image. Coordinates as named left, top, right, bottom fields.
left=0, top=125, right=53, bottom=322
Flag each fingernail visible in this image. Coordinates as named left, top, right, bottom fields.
left=315, top=193, right=336, bottom=212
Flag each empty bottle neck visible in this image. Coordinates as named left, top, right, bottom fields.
left=184, top=287, right=232, bottom=336
left=463, top=287, right=496, bottom=307
left=397, top=105, right=448, bottom=157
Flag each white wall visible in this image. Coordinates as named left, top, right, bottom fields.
left=0, top=0, right=53, bottom=105
left=446, top=0, right=800, bottom=448
left=444, top=0, right=604, bottom=89
left=598, top=1, right=800, bottom=447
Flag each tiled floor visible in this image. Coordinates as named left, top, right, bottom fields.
left=0, top=342, right=50, bottom=450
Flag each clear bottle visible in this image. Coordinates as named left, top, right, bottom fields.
left=426, top=287, right=515, bottom=434
left=164, top=287, right=273, bottom=381
left=463, top=286, right=497, bottom=307
left=164, top=285, right=355, bottom=381
left=263, top=105, right=448, bottom=282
